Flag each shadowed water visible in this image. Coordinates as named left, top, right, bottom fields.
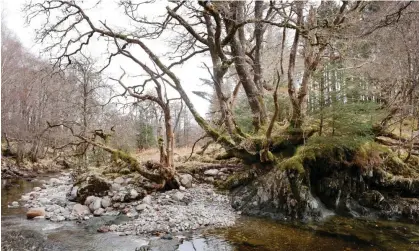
left=2, top=177, right=418, bottom=251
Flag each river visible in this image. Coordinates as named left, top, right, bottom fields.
left=2, top=176, right=418, bottom=251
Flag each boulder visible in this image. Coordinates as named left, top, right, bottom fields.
left=68, top=186, right=79, bottom=201
left=101, top=196, right=111, bottom=208
left=179, top=174, right=193, bottom=188
left=27, top=208, right=46, bottom=219
left=93, top=208, right=105, bottom=217
left=76, top=175, right=111, bottom=203
left=89, top=197, right=102, bottom=212
left=85, top=196, right=96, bottom=206
left=130, top=189, right=139, bottom=199
left=172, top=192, right=184, bottom=201
left=72, top=204, right=90, bottom=216
left=204, top=169, right=219, bottom=176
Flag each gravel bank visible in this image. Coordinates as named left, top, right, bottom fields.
left=19, top=172, right=238, bottom=235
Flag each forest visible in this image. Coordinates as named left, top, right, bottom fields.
left=1, top=1, right=419, bottom=250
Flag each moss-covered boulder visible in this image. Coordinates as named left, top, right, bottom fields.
left=74, top=174, right=111, bottom=204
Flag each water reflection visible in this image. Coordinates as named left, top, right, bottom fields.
left=1, top=178, right=42, bottom=216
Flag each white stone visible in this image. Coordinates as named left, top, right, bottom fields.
left=114, top=177, right=124, bottom=184
left=72, top=203, right=90, bottom=216
left=172, top=192, right=184, bottom=201
left=89, top=198, right=102, bottom=212
left=21, top=195, right=30, bottom=201
left=135, top=204, right=147, bottom=212
left=33, top=187, right=42, bottom=192
left=130, top=189, right=139, bottom=199
left=84, top=196, right=95, bottom=206
left=49, top=178, right=61, bottom=185
left=204, top=169, right=219, bottom=176
left=39, top=198, right=51, bottom=205
left=127, top=210, right=138, bottom=218
left=111, top=183, right=121, bottom=191
left=142, top=195, right=152, bottom=205
left=93, top=208, right=105, bottom=216
left=101, top=196, right=111, bottom=208
left=179, top=174, right=193, bottom=188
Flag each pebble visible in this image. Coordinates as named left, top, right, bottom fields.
left=143, top=195, right=152, bottom=205
left=114, top=177, right=124, bottom=184
left=136, top=204, right=147, bottom=212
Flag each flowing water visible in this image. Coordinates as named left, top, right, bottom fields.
left=2, top=177, right=418, bottom=251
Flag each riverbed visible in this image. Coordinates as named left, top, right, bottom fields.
left=2, top=175, right=419, bottom=251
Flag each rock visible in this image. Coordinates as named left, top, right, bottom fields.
left=33, top=187, right=42, bottom=192
left=72, top=204, right=90, bottom=216
left=136, top=204, right=147, bottom=212
left=49, top=178, right=61, bottom=185
left=161, top=234, right=173, bottom=240
left=130, top=189, right=139, bottom=199
left=360, top=190, right=385, bottom=209
left=89, top=197, right=102, bottom=212
left=204, top=169, right=219, bottom=176
left=97, top=225, right=110, bottom=233
left=179, top=186, right=186, bottom=191
left=57, top=215, right=65, bottom=222
left=111, top=183, right=121, bottom=191
left=27, top=208, right=46, bottom=219
left=93, top=208, right=105, bottom=216
left=51, top=197, right=67, bottom=207
left=68, top=186, right=79, bottom=201
left=136, top=246, right=151, bottom=251
left=50, top=215, right=60, bottom=222
left=127, top=210, right=138, bottom=218
left=39, top=198, right=51, bottom=205
left=143, top=195, right=152, bottom=205
left=114, top=177, right=124, bottom=184
left=11, top=201, right=19, bottom=207
left=76, top=175, right=111, bottom=203
left=205, top=177, right=215, bottom=183
left=172, top=192, right=184, bottom=201
left=101, top=197, right=111, bottom=208
left=21, top=195, right=30, bottom=201
left=85, top=196, right=96, bottom=206
left=119, top=168, right=131, bottom=175
left=179, top=174, right=193, bottom=188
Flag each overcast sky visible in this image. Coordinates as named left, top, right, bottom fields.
left=1, top=0, right=213, bottom=117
